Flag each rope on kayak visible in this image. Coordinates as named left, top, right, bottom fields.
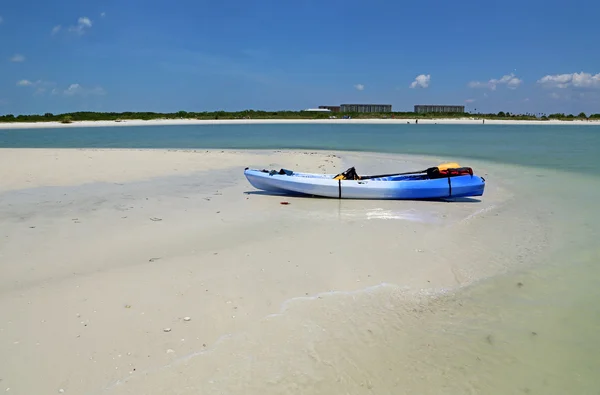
left=338, top=179, right=342, bottom=199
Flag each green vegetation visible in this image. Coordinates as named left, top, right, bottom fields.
left=0, top=110, right=599, bottom=123
left=60, top=115, right=73, bottom=124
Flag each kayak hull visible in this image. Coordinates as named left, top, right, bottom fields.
left=244, top=169, right=485, bottom=200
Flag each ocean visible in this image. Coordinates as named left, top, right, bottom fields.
left=1, top=123, right=599, bottom=176
left=2, top=123, right=600, bottom=394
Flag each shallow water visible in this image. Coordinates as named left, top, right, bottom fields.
left=97, top=157, right=600, bottom=395
left=120, top=257, right=599, bottom=395
left=2, top=124, right=600, bottom=394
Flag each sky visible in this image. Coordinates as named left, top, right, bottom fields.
left=1, top=0, right=599, bottom=115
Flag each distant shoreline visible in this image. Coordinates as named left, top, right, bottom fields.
left=1, top=117, right=599, bottom=129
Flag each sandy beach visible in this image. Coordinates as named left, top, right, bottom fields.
left=0, top=148, right=596, bottom=394
left=0, top=117, right=598, bottom=130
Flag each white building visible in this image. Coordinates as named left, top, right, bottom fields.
left=302, top=108, right=331, bottom=112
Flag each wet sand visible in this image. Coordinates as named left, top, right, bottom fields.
left=0, top=148, right=595, bottom=394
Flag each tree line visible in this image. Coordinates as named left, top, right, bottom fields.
left=0, top=110, right=599, bottom=123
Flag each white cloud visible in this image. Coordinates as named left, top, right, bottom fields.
left=550, top=92, right=560, bottom=99
left=465, top=99, right=475, bottom=103
left=16, top=80, right=57, bottom=95
left=18, top=80, right=105, bottom=97
left=504, top=76, right=522, bottom=89
left=68, top=17, right=92, bottom=34
left=354, top=84, right=364, bottom=91
left=63, top=83, right=82, bottom=95
left=10, top=54, right=25, bottom=62
left=537, top=72, right=600, bottom=89
left=79, top=17, right=92, bottom=27
left=467, top=81, right=484, bottom=88
left=51, top=25, right=62, bottom=35
left=63, top=83, right=106, bottom=96
left=468, top=73, right=522, bottom=90
left=100, top=12, right=106, bottom=17
left=409, top=74, right=430, bottom=89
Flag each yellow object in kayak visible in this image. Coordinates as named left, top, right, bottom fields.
left=436, top=162, right=461, bottom=171
left=333, top=163, right=462, bottom=180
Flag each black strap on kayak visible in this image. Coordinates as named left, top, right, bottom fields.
left=360, top=168, right=429, bottom=180
left=338, top=179, right=342, bottom=199
left=447, top=174, right=452, bottom=197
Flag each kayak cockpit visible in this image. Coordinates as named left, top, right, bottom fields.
left=250, top=161, right=475, bottom=183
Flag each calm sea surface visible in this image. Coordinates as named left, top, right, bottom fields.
left=1, top=123, right=599, bottom=176
left=2, top=123, right=600, bottom=394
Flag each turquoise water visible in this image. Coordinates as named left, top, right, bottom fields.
left=1, top=123, right=599, bottom=176
left=3, top=123, right=600, bottom=394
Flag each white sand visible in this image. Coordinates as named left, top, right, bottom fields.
left=0, top=148, right=295, bottom=192
left=0, top=117, right=598, bottom=130
left=0, top=149, right=555, bottom=394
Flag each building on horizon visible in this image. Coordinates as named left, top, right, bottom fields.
left=340, top=104, right=392, bottom=113
left=319, top=106, right=341, bottom=112
left=414, top=104, right=465, bottom=113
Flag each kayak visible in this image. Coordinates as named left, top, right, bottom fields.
left=243, top=163, right=486, bottom=200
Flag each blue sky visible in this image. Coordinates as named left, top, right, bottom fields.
left=1, top=0, right=599, bottom=115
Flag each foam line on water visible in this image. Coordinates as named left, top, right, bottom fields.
left=98, top=281, right=454, bottom=394
left=264, top=282, right=400, bottom=319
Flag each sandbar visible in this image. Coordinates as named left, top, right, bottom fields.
left=0, top=148, right=557, bottom=394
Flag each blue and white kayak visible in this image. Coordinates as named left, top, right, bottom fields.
left=243, top=166, right=486, bottom=200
